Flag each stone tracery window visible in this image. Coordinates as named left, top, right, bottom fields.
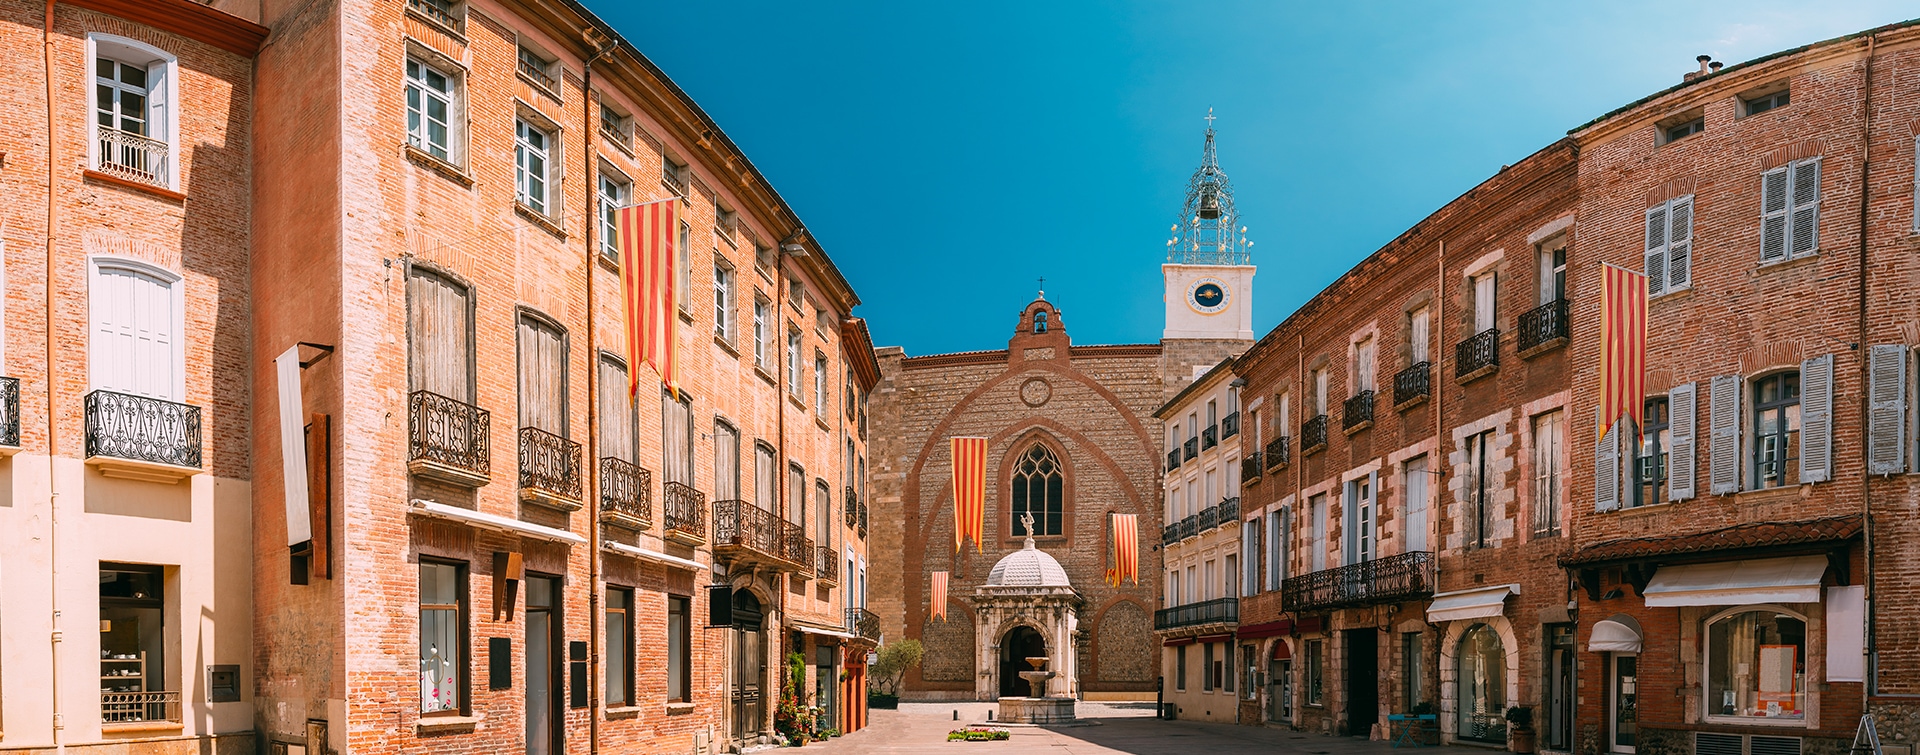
left=1011, top=444, right=1064, bottom=536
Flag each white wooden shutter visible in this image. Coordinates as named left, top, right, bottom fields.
left=145, top=60, right=172, bottom=186
left=1868, top=345, right=1909, bottom=475
left=1411, top=308, right=1430, bottom=363
left=1799, top=354, right=1834, bottom=483
left=1789, top=158, right=1821, bottom=257
left=1474, top=274, right=1496, bottom=332
left=92, top=264, right=178, bottom=400
left=1666, top=196, right=1693, bottom=290
left=1709, top=374, right=1743, bottom=494
left=1405, top=456, right=1429, bottom=552
left=1644, top=204, right=1668, bottom=297
left=1595, top=419, right=1620, bottom=512
left=1668, top=382, right=1697, bottom=501
left=1761, top=167, right=1790, bottom=263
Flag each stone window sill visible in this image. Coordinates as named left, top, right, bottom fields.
left=84, top=169, right=186, bottom=202
left=816, top=417, right=832, bottom=433
left=415, top=713, right=482, bottom=735
left=755, top=365, right=778, bottom=387
left=1752, top=251, right=1821, bottom=276
left=101, top=721, right=185, bottom=734
left=666, top=702, right=695, bottom=715
left=714, top=334, right=740, bottom=359
left=403, top=144, right=473, bottom=187
left=606, top=705, right=643, bottom=720
left=515, top=201, right=567, bottom=240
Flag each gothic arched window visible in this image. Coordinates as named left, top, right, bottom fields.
left=1012, top=444, right=1064, bottom=536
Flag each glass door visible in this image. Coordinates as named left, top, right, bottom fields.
left=1610, top=655, right=1637, bottom=753
left=525, top=575, right=561, bottom=755
left=1269, top=658, right=1293, bottom=723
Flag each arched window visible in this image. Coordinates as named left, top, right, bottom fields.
left=1457, top=624, right=1507, bottom=744
left=1011, top=444, right=1064, bottom=536
left=1705, top=608, right=1805, bottom=720
left=1033, top=310, right=1049, bottom=334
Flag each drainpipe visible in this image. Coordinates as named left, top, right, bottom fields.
left=1855, top=32, right=1877, bottom=704
left=580, top=33, right=615, bottom=755
left=44, top=0, right=65, bottom=748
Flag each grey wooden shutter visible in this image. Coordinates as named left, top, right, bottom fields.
left=1868, top=345, right=1909, bottom=475
left=1761, top=167, right=1790, bottom=263
left=662, top=392, right=692, bottom=484
left=598, top=359, right=635, bottom=462
left=1790, top=158, right=1821, bottom=257
left=1668, top=382, right=1697, bottom=501
left=1799, top=354, right=1834, bottom=483
left=1667, top=196, right=1693, bottom=290
left=517, top=316, right=566, bottom=434
left=1595, top=419, right=1620, bottom=512
left=408, top=269, right=472, bottom=402
left=714, top=423, right=740, bottom=500
left=1644, top=204, right=1668, bottom=297
left=1709, top=374, right=1743, bottom=494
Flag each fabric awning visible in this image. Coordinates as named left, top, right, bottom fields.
left=409, top=498, right=585, bottom=544
left=1162, top=636, right=1197, bottom=647
left=1642, top=555, right=1827, bottom=607
left=792, top=622, right=856, bottom=640
left=1196, top=633, right=1235, bottom=645
left=1588, top=617, right=1643, bottom=653
left=1237, top=620, right=1295, bottom=639
left=601, top=540, right=703, bottom=571
left=1271, top=640, right=1292, bottom=661
left=1426, top=584, right=1519, bottom=623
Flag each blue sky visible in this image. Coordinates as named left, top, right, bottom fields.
left=590, top=1, right=1914, bottom=356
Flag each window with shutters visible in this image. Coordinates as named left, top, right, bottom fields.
left=516, top=313, right=567, bottom=435
left=1867, top=345, right=1908, bottom=475
left=815, top=352, right=829, bottom=413
left=677, top=222, right=692, bottom=313
left=1354, top=336, right=1376, bottom=392
left=1246, top=514, right=1263, bottom=594
left=787, top=328, right=804, bottom=401
left=1472, top=272, right=1497, bottom=333
left=1409, top=307, right=1432, bottom=364
left=754, top=441, right=777, bottom=510
left=1760, top=158, right=1821, bottom=264
left=597, top=357, right=637, bottom=462
left=1531, top=411, right=1564, bottom=537
left=1751, top=371, right=1800, bottom=489
left=1269, top=508, right=1287, bottom=590
left=89, top=258, right=184, bottom=401
left=752, top=294, right=772, bottom=371
left=1308, top=493, right=1327, bottom=572
left=714, top=261, right=735, bottom=343
left=1644, top=195, right=1694, bottom=296
left=713, top=421, right=739, bottom=501
left=406, top=266, right=474, bottom=403
left=1538, top=242, right=1567, bottom=305
left=514, top=118, right=557, bottom=217
left=1404, top=455, right=1430, bottom=552
left=661, top=391, right=693, bottom=484
left=787, top=463, right=807, bottom=531
left=92, top=36, right=179, bottom=190
left=816, top=479, right=832, bottom=551
left=1345, top=474, right=1374, bottom=565
left=598, top=172, right=629, bottom=261
left=1465, top=430, right=1492, bottom=550
left=1635, top=398, right=1670, bottom=507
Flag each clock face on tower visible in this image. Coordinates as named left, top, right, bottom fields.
left=1188, top=278, right=1229, bottom=314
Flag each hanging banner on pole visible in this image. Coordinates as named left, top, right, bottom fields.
left=950, top=437, right=988, bottom=552
left=931, top=570, right=949, bottom=622
left=1600, top=262, right=1649, bottom=441
left=1106, top=513, right=1139, bottom=587
left=615, top=197, right=680, bottom=396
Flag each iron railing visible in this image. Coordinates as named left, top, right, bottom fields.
left=1162, top=523, right=1182, bottom=546
left=1281, top=551, right=1436, bottom=613
left=517, top=53, right=556, bottom=91
left=407, top=0, right=461, bottom=29
left=857, top=499, right=868, bottom=538
left=780, top=520, right=814, bottom=572
left=84, top=390, right=201, bottom=468
left=846, top=607, right=882, bottom=641
left=1342, top=391, right=1375, bottom=432
left=662, top=482, right=706, bottom=542
left=102, top=690, right=181, bottom=724
left=1456, top=328, right=1500, bottom=379
left=1301, top=414, right=1329, bottom=454
left=845, top=487, right=859, bottom=528
left=96, top=128, right=169, bottom=188
left=1197, top=504, right=1220, bottom=532
left=1241, top=451, right=1263, bottom=483
left=662, top=164, right=687, bottom=196
left=1183, top=437, right=1199, bottom=461
left=1518, top=298, right=1570, bottom=355
left=1177, top=514, right=1198, bottom=540
left=599, top=457, right=652, bottom=528
left=714, top=500, right=796, bottom=566
left=1167, top=448, right=1182, bottom=471
left=1201, top=425, right=1218, bottom=450
left=1222, top=411, right=1240, bottom=438
left=408, top=390, right=489, bottom=479
left=1265, top=436, right=1290, bottom=470
left=517, top=427, right=581, bottom=502
left=598, top=110, right=631, bottom=151
left=1394, top=361, right=1432, bottom=408
left=1216, top=496, right=1240, bottom=522
left=816, top=545, right=839, bottom=583
left=1154, top=597, right=1238, bottom=630
left=0, top=376, right=18, bottom=447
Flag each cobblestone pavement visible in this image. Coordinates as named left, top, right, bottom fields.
left=784, top=702, right=1487, bottom=755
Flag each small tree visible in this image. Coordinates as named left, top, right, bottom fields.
left=871, top=639, right=924, bottom=696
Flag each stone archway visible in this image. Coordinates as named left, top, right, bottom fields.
left=999, top=625, right=1048, bottom=697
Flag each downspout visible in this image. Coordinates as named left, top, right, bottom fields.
left=1855, top=33, right=1877, bottom=703
left=580, top=35, right=615, bottom=755
left=774, top=240, right=788, bottom=737
left=44, top=0, right=65, bottom=748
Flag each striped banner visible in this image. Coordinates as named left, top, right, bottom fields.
left=1107, top=513, right=1139, bottom=587
left=930, top=571, right=949, bottom=622
left=614, top=198, right=679, bottom=396
left=1600, top=263, right=1649, bottom=437
left=951, top=437, right=988, bottom=553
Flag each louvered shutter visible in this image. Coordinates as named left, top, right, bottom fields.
left=1668, top=382, right=1697, bottom=501
left=1709, top=374, right=1742, bottom=494
left=1790, top=159, right=1821, bottom=256
left=1595, top=419, right=1620, bottom=512
left=1800, top=354, right=1834, bottom=483
left=1867, top=345, right=1908, bottom=475
left=1644, top=204, right=1668, bottom=296
left=1667, top=196, right=1693, bottom=290
left=1761, top=167, right=1790, bottom=263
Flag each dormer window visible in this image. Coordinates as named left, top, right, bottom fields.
left=89, top=35, right=177, bottom=191
left=1033, top=310, right=1049, bottom=333
left=517, top=45, right=557, bottom=93
left=1743, top=88, right=1790, bottom=116
left=1665, top=117, right=1703, bottom=143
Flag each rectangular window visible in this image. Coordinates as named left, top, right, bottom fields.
left=788, top=329, right=804, bottom=400
left=598, top=103, right=630, bottom=148
left=606, top=587, right=632, bottom=706
left=90, top=260, right=182, bottom=401
left=1532, top=410, right=1564, bottom=537
left=1753, top=371, right=1801, bottom=489
left=1224, top=643, right=1236, bottom=693
left=1268, top=509, right=1285, bottom=591
left=1472, top=272, right=1497, bottom=333
left=598, top=173, right=628, bottom=260
left=1203, top=643, right=1216, bottom=691
left=677, top=222, right=692, bottom=312
left=1313, top=370, right=1329, bottom=416
left=755, top=442, right=777, bottom=509
left=1404, top=455, right=1430, bottom=553
left=1761, top=158, right=1821, bottom=263
left=715, top=205, right=738, bottom=244
left=405, top=57, right=454, bottom=162
left=1355, top=336, right=1376, bottom=392
left=1305, top=639, right=1324, bottom=705
left=714, top=262, right=735, bottom=342
left=514, top=118, right=552, bottom=215
left=1345, top=474, right=1373, bottom=565
left=667, top=595, right=691, bottom=702
left=789, top=464, right=807, bottom=528
left=1245, top=514, right=1263, bottom=595
left=516, top=45, right=555, bottom=91
left=753, top=296, right=771, bottom=369
left=1409, top=307, right=1431, bottom=364
left=815, top=353, right=829, bottom=412
left=418, top=560, right=466, bottom=715
left=1467, top=430, right=1492, bottom=549
left=516, top=314, right=566, bottom=435
left=1309, top=494, right=1327, bottom=572
left=816, top=479, right=832, bottom=550
left=1402, top=632, right=1424, bottom=711
left=661, top=391, right=692, bottom=484
left=714, top=421, right=740, bottom=501
left=1743, top=87, right=1790, bottom=116
left=100, top=563, right=173, bottom=723
left=1635, top=398, right=1671, bottom=507
left=1665, top=117, right=1704, bottom=144
left=1645, top=195, right=1694, bottom=295
left=1539, top=243, right=1567, bottom=304
left=1204, top=560, right=1217, bottom=601
left=597, top=358, right=637, bottom=462
left=1177, top=646, right=1188, bottom=691
left=662, top=156, right=688, bottom=195
left=407, top=267, right=473, bottom=402
left=1225, top=554, right=1239, bottom=600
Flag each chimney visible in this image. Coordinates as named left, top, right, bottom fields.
left=1684, top=54, right=1712, bottom=81
left=1710, top=61, right=1724, bottom=73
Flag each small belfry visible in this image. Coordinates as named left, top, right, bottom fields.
left=1163, top=108, right=1257, bottom=343
left=1167, top=108, right=1251, bottom=265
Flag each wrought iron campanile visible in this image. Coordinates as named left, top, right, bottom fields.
left=1166, top=109, right=1251, bottom=266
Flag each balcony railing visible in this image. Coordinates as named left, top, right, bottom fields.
left=101, top=690, right=181, bottom=725
left=662, top=481, right=706, bottom=545
left=1342, top=390, right=1375, bottom=433
left=1265, top=436, right=1290, bottom=470
left=816, top=545, right=839, bottom=583
left=1394, top=361, right=1432, bottom=409
left=95, top=128, right=170, bottom=189
left=1153, top=597, right=1238, bottom=631
left=517, top=427, right=582, bottom=506
left=406, top=0, right=461, bottom=30
left=518, top=56, right=557, bottom=91
left=1517, top=298, right=1570, bottom=357
left=599, top=457, right=652, bottom=529
left=84, top=390, right=201, bottom=469
left=857, top=499, right=868, bottom=539
left=1241, top=451, right=1263, bottom=484
left=1167, top=448, right=1182, bottom=471
left=1197, top=504, right=1219, bottom=532
left=1178, top=513, right=1198, bottom=541
left=846, top=607, right=883, bottom=642
left=1216, top=496, right=1240, bottom=522
left=599, top=115, right=631, bottom=152
left=408, top=390, right=489, bottom=482
left=1455, top=328, right=1500, bottom=381
left=714, top=500, right=804, bottom=570
left=1162, top=523, right=1182, bottom=546
left=0, top=376, right=19, bottom=448
left=1201, top=425, right=1218, bottom=450
left=1183, top=437, right=1199, bottom=461
left=1281, top=551, right=1436, bottom=613
left=1301, top=414, right=1329, bottom=454
left=1222, top=411, right=1240, bottom=438
left=844, top=487, right=859, bottom=527
left=781, top=521, right=814, bottom=575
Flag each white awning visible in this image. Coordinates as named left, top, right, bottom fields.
left=1426, top=584, right=1519, bottom=623
left=601, top=540, right=704, bottom=571
left=1588, top=618, right=1643, bottom=653
left=408, top=499, right=585, bottom=544
left=1642, top=555, right=1827, bottom=607
left=793, top=622, right=856, bottom=640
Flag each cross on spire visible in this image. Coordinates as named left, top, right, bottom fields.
left=1204, top=107, right=1216, bottom=128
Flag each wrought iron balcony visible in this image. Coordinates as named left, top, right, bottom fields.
left=408, top=390, right=489, bottom=486
left=1394, top=361, right=1432, bottom=410
left=1280, top=551, right=1436, bottom=613
left=517, top=427, right=582, bottom=509
left=406, top=0, right=461, bottom=30
left=845, top=486, right=859, bottom=528
left=1241, top=451, right=1263, bottom=484
left=1197, top=504, right=1219, bottom=532
left=101, top=689, right=181, bottom=725
left=1265, top=436, right=1290, bottom=470
left=1178, top=513, right=1199, bottom=540
left=1455, top=328, right=1500, bottom=382
left=1167, top=448, right=1182, bottom=471
left=1518, top=298, right=1570, bottom=357
left=0, top=376, right=18, bottom=448
left=1162, top=522, right=1182, bottom=546
left=84, top=390, right=202, bottom=476
left=1153, top=597, right=1238, bottom=631
left=95, top=128, right=170, bottom=189
left=1201, top=425, right=1218, bottom=450
left=1342, top=390, right=1375, bottom=433
left=661, top=481, right=706, bottom=546
left=1301, top=414, right=1329, bottom=455
left=857, top=499, right=868, bottom=539
left=816, top=545, right=839, bottom=585
left=781, top=520, right=815, bottom=577
left=598, top=457, right=652, bottom=529
left=1222, top=411, right=1240, bottom=439
left=846, top=607, right=883, bottom=642
left=1183, top=437, right=1199, bottom=461
left=1217, top=496, right=1240, bottom=522
left=517, top=55, right=557, bottom=91
left=714, top=500, right=802, bottom=571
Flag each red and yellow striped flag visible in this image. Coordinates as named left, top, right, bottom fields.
left=1107, top=513, right=1139, bottom=587
left=1600, top=263, right=1649, bottom=435
left=614, top=198, right=679, bottom=396
left=951, top=437, right=988, bottom=553
left=930, top=571, right=949, bottom=622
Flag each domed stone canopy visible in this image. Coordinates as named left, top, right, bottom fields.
left=986, top=526, right=1071, bottom=588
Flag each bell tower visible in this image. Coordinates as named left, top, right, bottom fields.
left=1163, top=110, right=1255, bottom=342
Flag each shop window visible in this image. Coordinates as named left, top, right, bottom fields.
left=418, top=560, right=466, bottom=715
left=1305, top=638, right=1324, bottom=706
left=101, top=564, right=175, bottom=723
left=1706, top=609, right=1805, bottom=721
left=1457, top=623, right=1506, bottom=743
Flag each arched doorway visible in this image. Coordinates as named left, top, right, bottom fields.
left=998, top=626, right=1047, bottom=698
left=732, top=589, right=767, bottom=742
left=1456, top=624, right=1506, bottom=744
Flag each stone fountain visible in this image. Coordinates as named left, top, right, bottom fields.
left=996, top=655, right=1076, bottom=724
left=1019, top=656, right=1055, bottom=697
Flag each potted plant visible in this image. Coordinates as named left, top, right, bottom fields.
left=868, top=638, right=923, bottom=710
left=1505, top=705, right=1536, bottom=754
